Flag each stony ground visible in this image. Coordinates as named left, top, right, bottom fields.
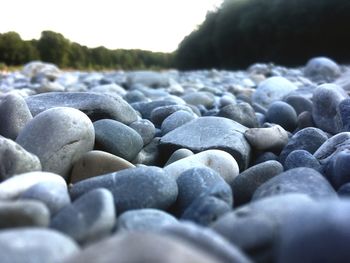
left=1, top=57, right=350, bottom=263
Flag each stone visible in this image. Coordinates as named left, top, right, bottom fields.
left=0, top=200, right=50, bottom=228
left=297, top=111, right=315, bottom=129
left=20, top=181, right=70, bottom=215
left=324, top=149, right=350, bottom=190
left=0, top=171, right=66, bottom=200
left=312, top=84, right=347, bottom=134
left=70, top=150, right=135, bottom=184
left=25, top=92, right=138, bottom=124
left=284, top=95, right=313, bottom=115
left=131, top=100, right=177, bottom=120
left=161, top=222, right=253, bottom=263
left=117, top=209, right=178, bottom=232
left=36, top=79, right=65, bottom=93
left=338, top=183, right=350, bottom=196
left=164, top=150, right=239, bottom=186
left=284, top=150, right=322, bottom=171
left=160, top=117, right=251, bottom=170
left=0, top=93, right=33, bottom=140
left=338, top=98, right=350, bottom=132
left=90, top=83, right=127, bottom=97
left=279, top=127, right=328, bottom=164
left=16, top=107, right=95, bottom=178
left=164, top=148, right=194, bottom=166
left=126, top=71, right=170, bottom=88
left=93, top=119, right=143, bottom=161
left=70, top=166, right=178, bottom=213
left=254, top=152, right=279, bottom=165
left=161, top=110, right=197, bottom=135
left=132, top=137, right=161, bottom=166
left=0, top=228, right=79, bottom=263
left=251, top=76, right=297, bottom=108
left=150, top=104, right=195, bottom=127
left=252, top=168, right=336, bottom=201
left=233, top=160, right=283, bottom=206
left=0, top=136, right=41, bottom=181
left=304, top=56, right=341, bottom=83
left=217, top=102, right=259, bottom=128
left=181, top=91, right=215, bottom=108
left=22, top=61, right=61, bottom=79
left=51, top=188, right=115, bottom=244
left=244, top=125, right=289, bottom=152
left=64, top=231, right=220, bottom=263
left=266, top=101, right=298, bottom=131
left=129, top=119, right=155, bottom=145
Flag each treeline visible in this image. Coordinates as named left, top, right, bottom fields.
left=0, top=31, right=173, bottom=69
left=175, top=0, right=350, bottom=70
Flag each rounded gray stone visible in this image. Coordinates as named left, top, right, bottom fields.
left=161, top=110, right=197, bottom=135
left=129, top=119, right=155, bottom=145
left=217, top=102, right=259, bottom=128
left=16, top=107, right=95, bottom=178
left=304, top=56, right=341, bottom=83
left=164, top=148, right=194, bottom=166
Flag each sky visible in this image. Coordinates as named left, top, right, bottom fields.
left=0, top=0, right=223, bottom=52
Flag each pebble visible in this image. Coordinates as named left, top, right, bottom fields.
left=0, top=136, right=41, bottom=181
left=16, top=107, right=95, bottom=178
left=129, top=119, right=156, bottom=145
left=337, top=98, right=350, bottom=132
left=266, top=101, right=298, bottom=131
left=164, top=148, right=194, bottom=166
left=284, top=149, right=322, bottom=171
left=70, top=150, right=135, bottom=184
left=51, top=188, right=115, bottom=244
left=324, top=149, right=350, bottom=190
left=181, top=91, right=215, bottom=108
left=131, top=100, right=177, bottom=120
left=0, top=228, right=79, bottom=263
left=160, top=116, right=251, bottom=170
left=304, top=56, right=341, bottom=83
left=70, top=166, right=178, bottom=213
left=283, top=94, right=313, bottom=115
left=116, top=208, right=178, bottom=232
left=93, top=119, right=143, bottom=161
left=252, top=167, right=337, bottom=201
left=217, top=102, right=259, bottom=128
left=161, top=110, right=197, bottom=135
left=126, top=70, right=170, bottom=88
left=0, top=93, right=33, bottom=140
left=132, top=137, right=161, bottom=165
left=150, top=104, right=194, bottom=127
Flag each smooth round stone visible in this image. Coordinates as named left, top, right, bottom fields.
left=0, top=228, right=79, bottom=263
left=20, top=181, right=70, bottom=215
left=126, top=71, right=170, bottom=88
left=254, top=152, right=279, bottom=165
left=297, top=111, right=315, bottom=129
left=279, top=127, right=328, bottom=164
left=176, top=167, right=233, bottom=214
left=161, top=110, right=197, bottom=135
left=181, top=91, right=215, bottom=108
left=0, top=93, right=33, bottom=140
left=325, top=149, right=350, bottom=190
left=0, top=171, right=66, bottom=200
left=123, top=89, right=148, bottom=103
left=233, top=160, right=284, bottom=206
left=94, top=119, right=143, bottom=161
left=0, top=200, right=50, bottom=228
left=277, top=200, right=350, bottom=263
left=25, top=92, right=138, bottom=124
left=164, top=148, right=194, bottom=166
left=266, top=101, right=298, bottom=131
left=0, top=136, right=41, bottom=181
left=181, top=195, right=232, bottom=226
left=219, top=95, right=236, bottom=107
left=161, top=222, right=253, bottom=263
left=160, top=117, right=251, bottom=171
left=70, top=166, right=178, bottom=213
left=284, top=150, right=322, bottom=171
left=244, top=125, right=289, bottom=152
left=217, top=102, right=259, bottom=128
left=51, top=188, right=115, bottom=244
left=284, top=95, right=313, bottom=115
left=70, top=150, right=135, bottom=184
left=64, top=231, right=220, bottom=263
left=304, top=56, right=341, bottom=83
left=252, top=168, right=336, bottom=201
left=312, top=84, right=347, bottom=134
left=164, top=150, right=239, bottom=186
left=117, top=209, right=178, bottom=232
left=16, top=107, right=95, bottom=178
left=212, top=194, right=314, bottom=262
left=150, top=104, right=194, bottom=127
left=314, top=132, right=350, bottom=165
left=338, top=98, right=350, bottom=132
left=131, top=100, right=177, bottom=120
left=129, top=119, right=155, bottom=145
left=252, top=76, right=298, bottom=108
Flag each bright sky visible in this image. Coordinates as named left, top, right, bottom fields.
left=0, top=0, right=223, bottom=52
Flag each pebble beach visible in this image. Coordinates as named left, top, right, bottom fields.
left=1, top=57, right=350, bottom=263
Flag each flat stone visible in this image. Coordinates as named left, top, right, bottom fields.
left=0, top=93, right=33, bottom=140
left=25, top=92, right=138, bottom=124
left=70, top=150, right=135, bottom=184
left=51, top=188, right=115, bottom=244
left=0, top=228, right=79, bottom=263
left=0, top=136, right=41, bottom=181
left=16, top=107, right=95, bottom=178
left=70, top=166, right=178, bottom=213
left=160, top=117, right=251, bottom=170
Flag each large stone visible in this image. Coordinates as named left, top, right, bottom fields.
left=160, top=117, right=251, bottom=170
left=16, top=107, right=95, bottom=178
left=304, top=56, right=341, bottom=83
left=25, top=92, right=138, bottom=124
left=0, top=228, right=79, bottom=263
left=70, top=166, right=178, bottom=213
